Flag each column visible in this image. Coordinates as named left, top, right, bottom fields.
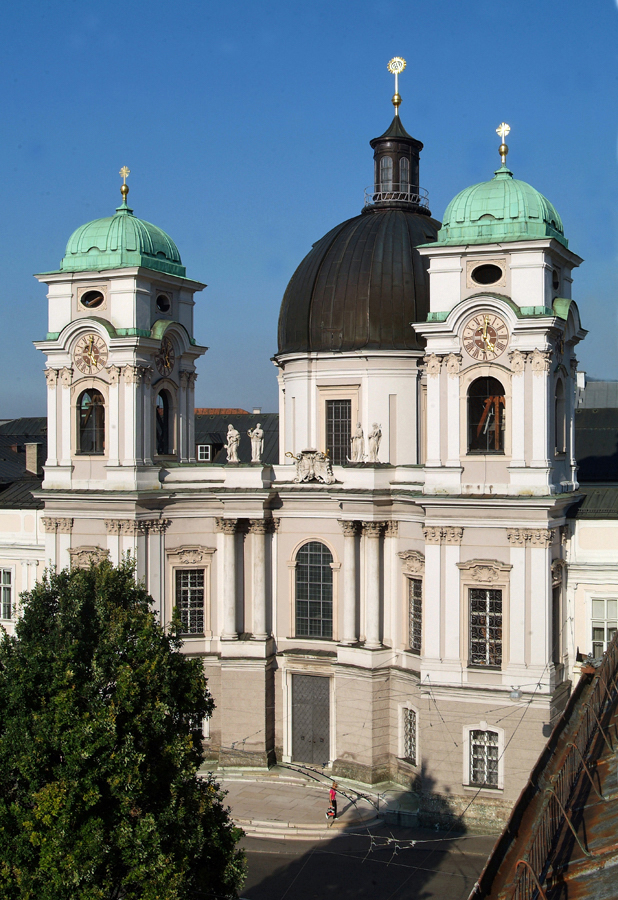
left=179, top=371, right=189, bottom=463
left=44, top=369, right=58, bottom=466
left=142, top=367, right=153, bottom=465
left=56, top=518, right=73, bottom=570
left=530, top=350, right=551, bottom=468
left=529, top=529, right=553, bottom=669
left=443, top=526, right=463, bottom=661
left=122, top=365, right=145, bottom=466
left=424, top=355, right=442, bottom=467
left=363, top=522, right=383, bottom=649
left=249, top=520, right=268, bottom=639
left=217, top=518, right=238, bottom=640
left=508, top=351, right=527, bottom=467
left=41, top=517, right=58, bottom=569
left=107, top=366, right=121, bottom=466
left=188, top=372, right=197, bottom=463
left=445, top=354, right=461, bottom=467
left=507, top=529, right=527, bottom=668
left=423, top=527, right=442, bottom=661
left=339, top=520, right=358, bottom=645
left=148, top=519, right=170, bottom=621
left=59, top=367, right=73, bottom=466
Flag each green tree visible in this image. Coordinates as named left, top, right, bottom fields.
left=0, top=559, right=245, bottom=900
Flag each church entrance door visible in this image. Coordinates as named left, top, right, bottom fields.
left=291, top=674, right=330, bottom=765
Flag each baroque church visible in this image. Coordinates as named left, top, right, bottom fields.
left=1, top=59, right=615, bottom=828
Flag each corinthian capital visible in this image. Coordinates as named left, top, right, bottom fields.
left=215, top=517, right=238, bottom=535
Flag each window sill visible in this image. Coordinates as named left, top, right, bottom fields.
left=397, top=756, right=418, bottom=767
left=75, top=452, right=106, bottom=457
left=463, top=784, right=503, bottom=794
left=466, top=451, right=505, bottom=457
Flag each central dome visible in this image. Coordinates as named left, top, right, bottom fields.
left=277, top=115, right=440, bottom=354
left=60, top=196, right=185, bottom=277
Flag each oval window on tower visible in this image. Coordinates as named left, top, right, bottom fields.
left=471, top=264, right=503, bottom=286
left=156, top=293, right=171, bottom=313
left=80, top=290, right=104, bottom=309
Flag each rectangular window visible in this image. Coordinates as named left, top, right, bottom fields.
left=591, top=598, right=617, bottom=658
left=408, top=578, right=422, bottom=654
left=175, top=569, right=205, bottom=635
left=403, top=708, right=417, bottom=765
left=197, top=444, right=211, bottom=461
left=470, top=730, right=499, bottom=787
left=1, top=570, right=11, bottom=620
left=469, top=588, right=502, bottom=667
left=326, top=399, right=351, bottom=466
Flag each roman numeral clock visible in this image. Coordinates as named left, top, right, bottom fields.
left=462, top=313, right=509, bottom=361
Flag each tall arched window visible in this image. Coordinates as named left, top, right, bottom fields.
left=295, top=541, right=333, bottom=639
left=78, top=389, right=105, bottom=454
left=468, top=377, right=505, bottom=453
left=380, top=156, right=393, bottom=191
left=555, top=379, right=566, bottom=454
left=400, top=157, right=410, bottom=190
left=156, top=391, right=172, bottom=455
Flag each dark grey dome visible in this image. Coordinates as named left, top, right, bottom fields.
left=277, top=206, right=440, bottom=354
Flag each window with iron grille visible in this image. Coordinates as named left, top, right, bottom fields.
left=403, top=708, right=417, bottom=765
left=408, top=578, right=422, bottom=654
left=326, top=399, right=351, bottom=466
left=175, top=569, right=205, bottom=635
left=470, top=730, right=499, bottom=787
left=1, top=570, right=12, bottom=620
left=469, top=588, right=502, bottom=667
left=591, top=598, right=617, bottom=658
left=295, top=541, right=333, bottom=639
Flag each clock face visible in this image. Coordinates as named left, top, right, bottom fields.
left=155, top=336, right=175, bottom=376
left=463, top=313, right=509, bottom=361
left=74, top=333, right=108, bottom=374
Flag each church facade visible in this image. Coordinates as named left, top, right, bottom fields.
left=1, top=82, right=613, bottom=828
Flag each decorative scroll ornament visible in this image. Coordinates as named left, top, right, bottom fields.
left=506, top=528, right=554, bottom=547
left=362, top=521, right=385, bottom=538
left=423, top=526, right=443, bottom=545
left=339, top=520, right=359, bottom=537
left=423, top=526, right=464, bottom=545
left=530, top=348, right=552, bottom=374
left=456, top=558, right=512, bottom=583
left=215, top=517, right=238, bottom=535
left=44, top=368, right=58, bottom=387
left=41, top=517, right=73, bottom=533
left=166, top=545, right=216, bottom=565
left=248, top=519, right=268, bottom=535
left=286, top=449, right=335, bottom=485
left=68, top=545, right=109, bottom=568
left=445, top=353, right=462, bottom=377
left=385, top=521, right=399, bottom=537
left=107, top=365, right=121, bottom=385
left=423, top=353, right=442, bottom=377
left=509, top=350, right=527, bottom=374
left=551, top=558, right=566, bottom=587
left=398, top=549, right=425, bottom=575
left=60, top=367, right=73, bottom=387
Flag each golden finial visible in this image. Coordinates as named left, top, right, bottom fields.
left=387, top=57, right=406, bottom=116
left=119, top=165, right=130, bottom=201
left=496, top=123, right=510, bottom=165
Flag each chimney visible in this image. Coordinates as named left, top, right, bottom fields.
left=25, top=443, right=39, bottom=475
left=252, top=407, right=261, bottom=415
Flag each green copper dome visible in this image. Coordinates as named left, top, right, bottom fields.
left=59, top=198, right=186, bottom=277
left=434, top=164, right=567, bottom=248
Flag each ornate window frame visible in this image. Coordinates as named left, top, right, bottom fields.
left=398, top=550, right=425, bottom=654
left=316, top=385, right=359, bottom=461
left=72, top=378, right=109, bottom=458
left=288, top=537, right=340, bottom=642
left=457, top=558, right=512, bottom=669
left=463, top=721, right=504, bottom=791
left=459, top=364, right=512, bottom=460
left=166, top=545, right=216, bottom=639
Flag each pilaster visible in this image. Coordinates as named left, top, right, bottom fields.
left=216, top=518, right=239, bottom=640
left=339, top=520, right=359, bottom=645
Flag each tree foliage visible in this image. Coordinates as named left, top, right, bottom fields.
left=0, top=559, right=245, bottom=899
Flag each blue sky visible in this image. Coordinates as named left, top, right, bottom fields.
left=1, top=0, right=617, bottom=417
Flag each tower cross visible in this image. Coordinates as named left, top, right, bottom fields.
left=387, top=57, right=406, bottom=116
left=496, top=123, right=511, bottom=165
left=119, top=166, right=130, bottom=184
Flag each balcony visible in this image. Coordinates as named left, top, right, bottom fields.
left=364, top=183, right=430, bottom=210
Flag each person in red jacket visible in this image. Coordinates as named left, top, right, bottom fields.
left=329, top=782, right=338, bottom=819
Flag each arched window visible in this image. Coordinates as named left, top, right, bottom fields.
left=555, top=379, right=566, bottom=454
left=295, top=541, right=333, bottom=639
left=155, top=391, right=172, bottom=455
left=77, top=389, right=105, bottom=454
left=380, top=156, right=393, bottom=191
left=468, top=377, right=505, bottom=453
left=400, top=157, right=410, bottom=190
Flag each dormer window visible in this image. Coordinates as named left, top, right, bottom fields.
left=380, top=156, right=393, bottom=191
left=400, top=157, right=410, bottom=190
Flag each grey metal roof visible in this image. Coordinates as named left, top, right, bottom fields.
left=578, top=380, right=618, bottom=408
left=277, top=206, right=440, bottom=354
left=0, top=478, right=43, bottom=509
left=568, top=485, right=618, bottom=519
left=195, top=412, right=279, bottom=465
left=0, top=417, right=47, bottom=436
left=574, top=408, right=618, bottom=482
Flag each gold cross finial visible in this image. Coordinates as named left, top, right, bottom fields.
left=119, top=165, right=130, bottom=202
left=496, top=123, right=510, bottom=165
left=387, top=57, right=406, bottom=116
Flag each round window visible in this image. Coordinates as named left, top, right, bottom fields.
left=471, top=264, right=503, bottom=285
left=156, top=294, right=171, bottom=313
left=80, top=290, right=104, bottom=309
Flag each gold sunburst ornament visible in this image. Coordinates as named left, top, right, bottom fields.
left=496, top=123, right=510, bottom=165
left=119, top=165, right=130, bottom=202
left=387, top=57, right=406, bottom=115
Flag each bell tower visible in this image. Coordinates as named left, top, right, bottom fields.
left=34, top=169, right=207, bottom=493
